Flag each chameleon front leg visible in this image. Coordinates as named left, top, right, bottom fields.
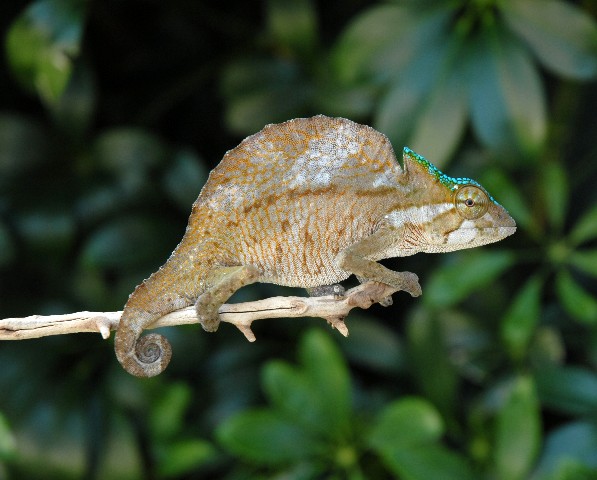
left=336, top=228, right=422, bottom=298
left=196, top=265, right=260, bottom=332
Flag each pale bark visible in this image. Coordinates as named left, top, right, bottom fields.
left=0, top=281, right=401, bottom=342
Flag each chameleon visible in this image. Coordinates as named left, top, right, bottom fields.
left=114, top=115, right=516, bottom=377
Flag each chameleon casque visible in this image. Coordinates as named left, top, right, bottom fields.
left=115, top=115, right=516, bottom=377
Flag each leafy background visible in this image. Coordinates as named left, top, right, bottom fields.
left=1, top=0, right=597, bottom=478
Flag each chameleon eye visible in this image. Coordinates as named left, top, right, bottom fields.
left=454, top=185, right=489, bottom=219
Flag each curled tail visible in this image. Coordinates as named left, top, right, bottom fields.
left=114, top=303, right=173, bottom=377
left=114, top=258, right=196, bottom=377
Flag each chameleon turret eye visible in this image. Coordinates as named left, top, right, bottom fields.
left=454, top=185, right=489, bottom=219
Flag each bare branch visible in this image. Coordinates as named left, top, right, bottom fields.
left=0, top=282, right=403, bottom=342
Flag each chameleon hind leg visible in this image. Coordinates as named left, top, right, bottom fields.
left=195, top=265, right=260, bottom=332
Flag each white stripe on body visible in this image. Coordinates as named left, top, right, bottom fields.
left=384, top=203, right=454, bottom=228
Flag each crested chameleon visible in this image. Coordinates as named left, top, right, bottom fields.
left=115, top=115, right=516, bottom=377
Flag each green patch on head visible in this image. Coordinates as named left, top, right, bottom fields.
left=403, top=147, right=499, bottom=205
left=403, top=147, right=477, bottom=190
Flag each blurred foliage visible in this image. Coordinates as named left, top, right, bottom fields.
left=217, top=329, right=479, bottom=479
left=0, top=0, right=597, bottom=478
left=6, top=0, right=86, bottom=106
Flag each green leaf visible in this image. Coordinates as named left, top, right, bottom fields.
left=468, top=27, right=547, bottom=155
left=369, top=398, right=444, bottom=450
left=424, top=250, right=515, bottom=308
left=51, top=61, right=95, bottom=137
left=150, top=382, right=192, bottom=441
left=407, top=309, right=458, bottom=416
left=375, top=74, right=428, bottom=152
left=216, top=410, right=322, bottom=465
left=533, top=422, right=597, bottom=479
left=75, top=186, right=129, bottom=226
left=332, top=4, right=409, bottom=83
left=536, top=366, right=597, bottom=416
left=299, top=330, right=351, bottom=438
left=501, top=0, right=597, bottom=79
left=340, top=318, right=404, bottom=373
left=501, top=275, right=543, bottom=361
left=541, top=161, right=568, bottom=233
left=494, top=375, right=541, bottom=480
left=546, top=464, right=597, bottom=480
left=405, top=61, right=468, bottom=166
left=332, top=5, right=452, bottom=84
left=18, top=211, right=75, bottom=254
left=266, top=0, right=317, bottom=56
left=368, top=397, right=468, bottom=478
left=374, top=32, right=467, bottom=167
left=568, top=250, right=597, bottom=278
left=0, top=412, right=16, bottom=460
left=569, top=203, right=597, bottom=246
left=262, top=361, right=325, bottom=436
left=529, top=326, right=565, bottom=368
left=221, top=59, right=311, bottom=135
left=157, top=439, right=215, bottom=477
left=5, top=0, right=87, bottom=105
left=378, top=444, right=476, bottom=480
left=80, top=216, right=173, bottom=269
left=162, top=149, right=207, bottom=210
left=93, top=128, right=168, bottom=179
left=555, top=270, right=597, bottom=324
left=314, top=82, right=376, bottom=119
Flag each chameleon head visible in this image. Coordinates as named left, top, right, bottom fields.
left=398, top=147, right=516, bottom=254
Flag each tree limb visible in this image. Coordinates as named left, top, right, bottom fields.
left=0, top=282, right=404, bottom=342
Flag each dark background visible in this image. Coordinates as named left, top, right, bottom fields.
left=1, top=0, right=597, bottom=478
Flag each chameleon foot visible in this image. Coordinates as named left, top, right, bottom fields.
left=195, top=292, right=220, bottom=332
left=379, top=295, right=393, bottom=307
left=388, top=271, right=421, bottom=297
left=198, top=314, right=220, bottom=332
left=196, top=264, right=261, bottom=333
left=198, top=312, right=220, bottom=332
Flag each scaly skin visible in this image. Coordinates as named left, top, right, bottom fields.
left=115, top=115, right=516, bottom=377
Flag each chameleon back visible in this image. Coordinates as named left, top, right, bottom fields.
left=189, top=115, right=406, bottom=287
left=202, top=115, right=401, bottom=201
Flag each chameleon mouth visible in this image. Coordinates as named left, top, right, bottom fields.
left=476, top=225, right=517, bottom=242
left=493, top=211, right=517, bottom=230
left=437, top=224, right=516, bottom=248
left=497, top=226, right=517, bottom=239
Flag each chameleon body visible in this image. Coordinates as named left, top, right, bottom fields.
left=115, top=115, right=516, bottom=377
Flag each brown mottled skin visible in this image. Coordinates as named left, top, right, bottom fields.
left=115, top=115, right=516, bottom=377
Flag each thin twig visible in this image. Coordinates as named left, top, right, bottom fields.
left=0, top=282, right=403, bottom=342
